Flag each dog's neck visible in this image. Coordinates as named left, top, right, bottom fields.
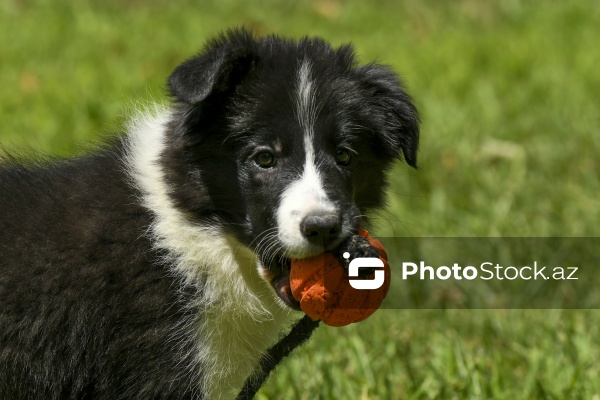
left=123, top=107, right=300, bottom=399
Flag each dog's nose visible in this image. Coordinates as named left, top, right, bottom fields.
left=300, top=212, right=342, bottom=247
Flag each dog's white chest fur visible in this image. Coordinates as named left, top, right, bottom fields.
left=125, top=108, right=298, bottom=399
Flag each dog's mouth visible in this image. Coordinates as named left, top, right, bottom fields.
left=262, top=240, right=348, bottom=310
left=258, top=232, right=351, bottom=310
left=265, top=257, right=301, bottom=310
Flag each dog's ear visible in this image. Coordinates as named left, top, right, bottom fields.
left=356, top=64, right=420, bottom=168
left=168, top=28, right=257, bottom=105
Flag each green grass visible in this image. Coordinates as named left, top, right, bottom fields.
left=2, top=0, right=599, bottom=398
left=262, top=310, right=600, bottom=399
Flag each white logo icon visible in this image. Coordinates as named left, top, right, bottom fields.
left=343, top=252, right=385, bottom=290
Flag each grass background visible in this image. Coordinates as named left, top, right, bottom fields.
left=1, top=0, right=599, bottom=398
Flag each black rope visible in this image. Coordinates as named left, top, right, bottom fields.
left=236, top=315, right=321, bottom=399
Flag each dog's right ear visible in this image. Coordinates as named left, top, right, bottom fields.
left=168, top=28, right=257, bottom=105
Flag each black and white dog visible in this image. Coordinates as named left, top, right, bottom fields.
left=0, top=29, right=419, bottom=399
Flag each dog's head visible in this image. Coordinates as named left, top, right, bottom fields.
left=163, top=28, right=419, bottom=308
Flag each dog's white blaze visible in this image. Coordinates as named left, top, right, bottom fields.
left=297, top=60, right=315, bottom=132
left=277, top=61, right=336, bottom=256
left=124, top=106, right=297, bottom=399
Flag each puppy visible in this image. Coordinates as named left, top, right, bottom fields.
left=0, top=28, right=419, bottom=399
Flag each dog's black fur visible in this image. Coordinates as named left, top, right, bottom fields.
left=0, top=152, right=199, bottom=398
left=0, top=28, right=418, bottom=399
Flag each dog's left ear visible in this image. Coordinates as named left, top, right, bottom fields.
left=356, top=64, right=420, bottom=168
left=168, top=28, right=257, bottom=105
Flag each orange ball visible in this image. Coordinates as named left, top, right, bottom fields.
left=290, top=229, right=390, bottom=327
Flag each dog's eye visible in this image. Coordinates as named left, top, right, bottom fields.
left=335, top=148, right=352, bottom=166
left=254, top=151, right=276, bottom=168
